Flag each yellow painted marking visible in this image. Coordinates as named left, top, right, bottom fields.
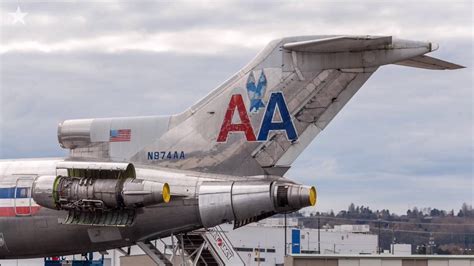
left=309, top=186, right=317, bottom=206
left=162, top=183, right=171, bottom=203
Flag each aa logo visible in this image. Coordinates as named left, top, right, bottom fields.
left=217, top=92, right=298, bottom=142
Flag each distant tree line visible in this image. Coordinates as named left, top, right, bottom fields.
left=294, top=203, right=474, bottom=255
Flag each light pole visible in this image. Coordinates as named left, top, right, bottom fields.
left=306, top=232, right=310, bottom=252
left=377, top=218, right=382, bottom=254
left=284, top=213, right=287, bottom=256
left=317, top=217, right=321, bottom=254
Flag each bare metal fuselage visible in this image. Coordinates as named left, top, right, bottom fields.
left=0, top=158, right=289, bottom=259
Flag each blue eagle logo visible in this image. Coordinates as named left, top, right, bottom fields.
left=246, top=70, right=267, bottom=113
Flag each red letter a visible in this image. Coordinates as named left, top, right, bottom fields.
left=217, top=94, right=256, bottom=142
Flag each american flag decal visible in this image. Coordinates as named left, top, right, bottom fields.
left=110, top=129, right=131, bottom=142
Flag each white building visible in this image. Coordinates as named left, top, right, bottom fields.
left=333, top=224, right=370, bottom=233
left=221, top=218, right=378, bottom=265
left=391, top=244, right=412, bottom=255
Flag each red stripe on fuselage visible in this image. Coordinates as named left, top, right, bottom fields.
left=0, top=206, right=41, bottom=217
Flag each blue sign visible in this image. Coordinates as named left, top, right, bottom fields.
left=291, top=229, right=301, bottom=254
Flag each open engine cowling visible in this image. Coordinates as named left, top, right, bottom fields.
left=198, top=181, right=316, bottom=228
left=30, top=161, right=170, bottom=226
left=32, top=175, right=170, bottom=211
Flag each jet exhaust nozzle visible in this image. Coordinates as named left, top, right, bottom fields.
left=275, top=184, right=317, bottom=211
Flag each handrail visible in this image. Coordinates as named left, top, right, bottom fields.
left=203, top=225, right=244, bottom=265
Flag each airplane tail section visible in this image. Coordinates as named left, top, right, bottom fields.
left=59, top=35, right=464, bottom=176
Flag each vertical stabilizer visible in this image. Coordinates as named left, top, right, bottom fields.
left=59, top=35, right=462, bottom=176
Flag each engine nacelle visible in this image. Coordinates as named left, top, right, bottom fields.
left=32, top=175, right=170, bottom=212
left=198, top=181, right=316, bottom=228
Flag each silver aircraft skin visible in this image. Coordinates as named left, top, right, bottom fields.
left=0, top=35, right=463, bottom=259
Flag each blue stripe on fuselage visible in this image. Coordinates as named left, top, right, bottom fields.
left=0, top=187, right=29, bottom=199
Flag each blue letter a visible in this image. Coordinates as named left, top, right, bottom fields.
left=257, top=92, right=298, bottom=141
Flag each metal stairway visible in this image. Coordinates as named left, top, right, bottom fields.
left=137, top=240, right=173, bottom=266
left=136, top=225, right=244, bottom=266
left=179, top=232, right=220, bottom=266
left=201, top=226, right=244, bottom=265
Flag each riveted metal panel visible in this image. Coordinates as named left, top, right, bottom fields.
left=198, top=182, right=234, bottom=228
left=231, top=182, right=274, bottom=222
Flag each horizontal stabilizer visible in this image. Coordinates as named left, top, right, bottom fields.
left=283, top=35, right=392, bottom=53
left=394, top=55, right=465, bottom=70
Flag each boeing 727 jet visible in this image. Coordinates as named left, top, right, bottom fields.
left=0, top=35, right=463, bottom=262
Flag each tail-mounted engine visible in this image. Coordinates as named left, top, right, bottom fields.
left=31, top=162, right=170, bottom=226
left=198, top=180, right=316, bottom=229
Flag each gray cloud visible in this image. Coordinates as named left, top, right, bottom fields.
left=1, top=1, right=471, bottom=53
left=0, top=0, right=472, bottom=214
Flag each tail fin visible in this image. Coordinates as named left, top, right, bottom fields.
left=61, top=35, right=463, bottom=176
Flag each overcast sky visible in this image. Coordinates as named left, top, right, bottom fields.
left=0, top=0, right=472, bottom=215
